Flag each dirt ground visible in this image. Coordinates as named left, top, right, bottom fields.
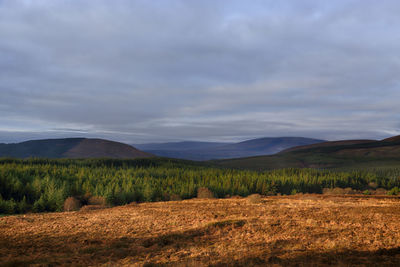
left=1, top=195, right=400, bottom=266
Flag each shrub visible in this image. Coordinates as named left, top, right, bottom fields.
left=33, top=196, right=47, bottom=213
left=322, top=188, right=331, bottom=194
left=88, top=196, right=107, bottom=206
left=197, top=187, right=214, bottom=199
left=374, top=188, right=387, bottom=195
left=0, top=198, right=16, bottom=214
left=169, top=194, right=182, bottom=201
left=323, top=187, right=358, bottom=195
left=63, top=197, right=82, bottom=211
left=322, top=188, right=335, bottom=194
left=323, top=188, right=343, bottom=195
left=17, top=196, right=30, bottom=213
left=343, top=187, right=356, bottom=195
left=368, top=182, right=378, bottom=189
left=247, top=194, right=262, bottom=204
left=80, top=192, right=92, bottom=206
left=387, top=187, right=400, bottom=196
left=363, top=190, right=371, bottom=195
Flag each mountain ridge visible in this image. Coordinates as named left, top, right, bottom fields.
left=136, top=137, right=325, bottom=160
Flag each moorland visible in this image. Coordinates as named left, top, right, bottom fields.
left=2, top=195, right=400, bottom=266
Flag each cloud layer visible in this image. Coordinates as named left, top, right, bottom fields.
left=1, top=0, right=400, bottom=143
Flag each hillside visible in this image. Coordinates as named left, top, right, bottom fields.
left=280, top=139, right=377, bottom=153
left=215, top=135, right=400, bottom=170
left=136, top=137, right=325, bottom=160
left=0, top=138, right=152, bottom=159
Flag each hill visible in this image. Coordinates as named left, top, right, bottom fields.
left=136, top=137, right=325, bottom=160
left=214, top=135, right=400, bottom=170
left=280, top=139, right=376, bottom=153
left=0, top=138, right=152, bottom=159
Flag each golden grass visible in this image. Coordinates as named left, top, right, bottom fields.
left=1, top=195, right=400, bottom=266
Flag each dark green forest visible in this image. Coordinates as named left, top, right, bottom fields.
left=1, top=158, right=400, bottom=214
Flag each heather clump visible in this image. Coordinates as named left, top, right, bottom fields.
left=197, top=187, right=214, bottom=199
left=63, top=197, right=82, bottom=212
left=247, top=194, right=262, bottom=204
left=88, top=196, right=107, bottom=206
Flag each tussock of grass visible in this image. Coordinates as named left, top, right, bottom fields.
left=87, top=196, right=107, bottom=206
left=197, top=187, right=214, bottom=199
left=246, top=194, right=262, bottom=204
left=63, top=197, right=81, bottom=211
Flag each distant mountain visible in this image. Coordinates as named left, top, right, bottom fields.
left=135, top=141, right=232, bottom=151
left=214, top=135, right=400, bottom=170
left=135, top=137, right=325, bottom=160
left=0, top=138, right=153, bottom=159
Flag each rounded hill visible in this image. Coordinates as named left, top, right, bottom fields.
left=0, top=138, right=153, bottom=159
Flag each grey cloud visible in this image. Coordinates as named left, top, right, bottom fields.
left=0, top=0, right=400, bottom=143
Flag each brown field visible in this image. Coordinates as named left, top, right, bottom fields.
left=1, top=195, right=400, bottom=266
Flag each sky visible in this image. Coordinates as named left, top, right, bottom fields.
left=1, top=0, right=400, bottom=144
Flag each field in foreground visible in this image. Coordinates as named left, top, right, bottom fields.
left=1, top=195, right=400, bottom=266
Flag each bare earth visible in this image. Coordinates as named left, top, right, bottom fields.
left=1, top=195, right=400, bottom=266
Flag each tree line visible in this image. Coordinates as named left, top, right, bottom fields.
left=1, top=158, right=400, bottom=214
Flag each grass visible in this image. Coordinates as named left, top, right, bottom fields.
left=2, top=195, right=400, bottom=266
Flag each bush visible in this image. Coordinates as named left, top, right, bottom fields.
left=17, top=196, right=30, bottom=213
left=88, top=196, right=107, bottom=206
left=169, top=194, right=182, bottom=201
left=322, top=188, right=331, bottom=194
left=197, top=187, right=214, bottom=199
left=33, top=196, right=47, bottom=213
left=63, top=197, right=82, bottom=211
left=323, top=188, right=342, bottom=195
left=363, top=190, right=371, bottom=195
left=0, top=198, right=16, bottom=214
left=247, top=194, right=262, bottom=204
left=80, top=193, right=92, bottom=206
left=324, top=187, right=360, bottom=195
left=374, top=188, right=387, bottom=195
left=387, top=187, right=400, bottom=196
left=343, top=187, right=356, bottom=195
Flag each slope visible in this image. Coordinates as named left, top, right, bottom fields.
left=214, top=135, right=400, bottom=170
left=0, top=138, right=153, bottom=159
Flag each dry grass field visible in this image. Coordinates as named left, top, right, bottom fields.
left=1, top=195, right=400, bottom=266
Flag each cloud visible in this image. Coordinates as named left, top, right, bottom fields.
left=1, top=0, right=400, bottom=143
